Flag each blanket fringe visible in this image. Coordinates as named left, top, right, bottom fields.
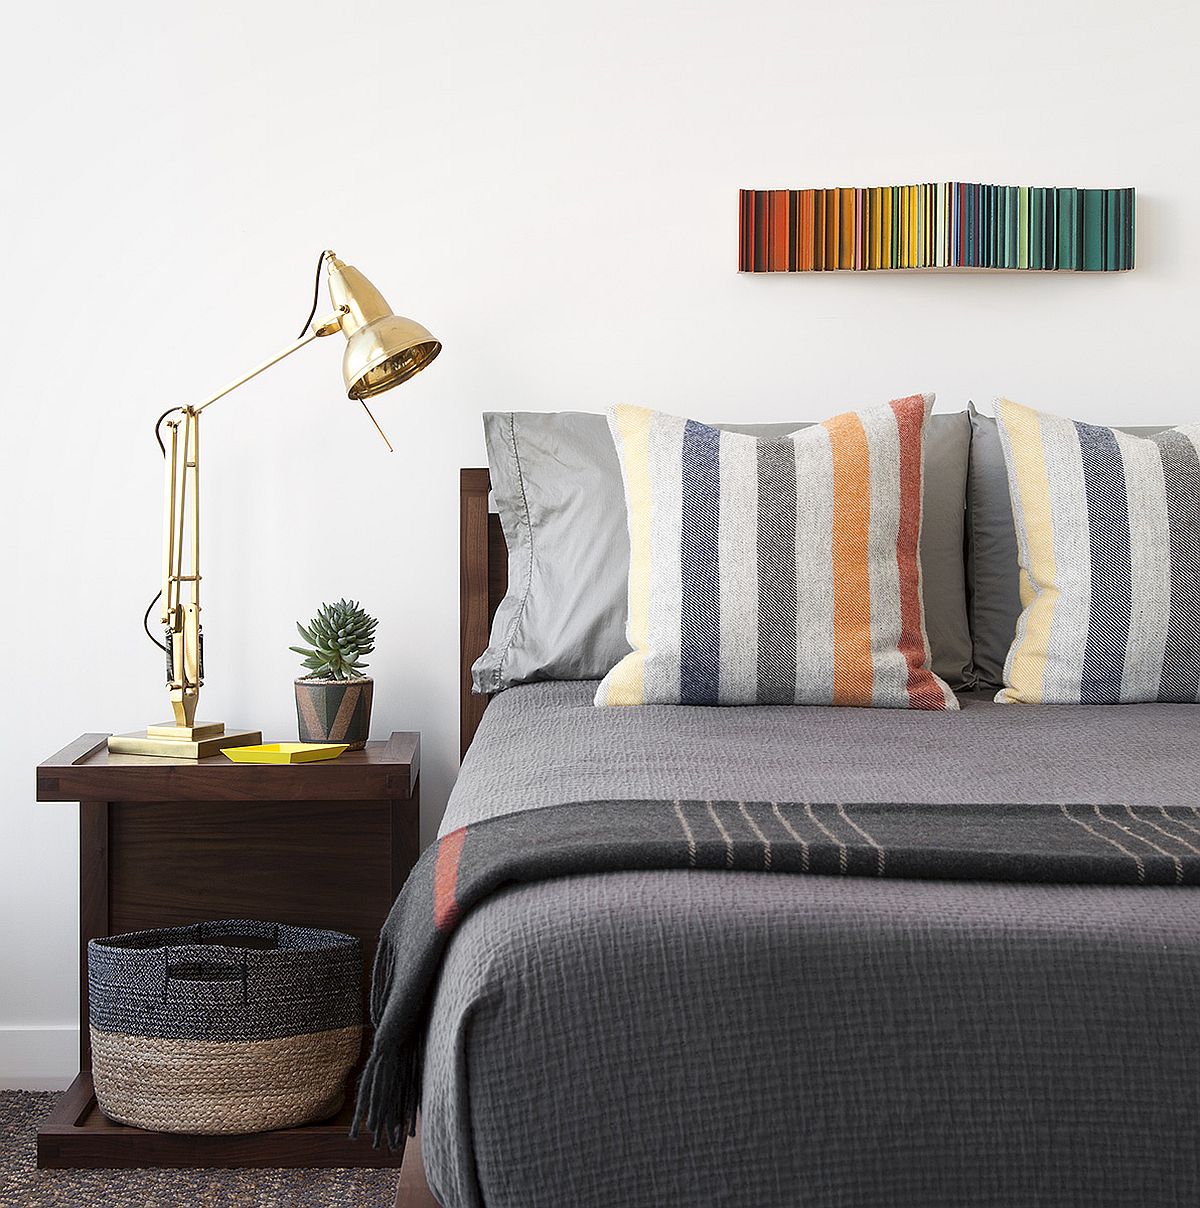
left=353, top=928, right=425, bottom=1151
left=351, top=1028, right=424, bottom=1152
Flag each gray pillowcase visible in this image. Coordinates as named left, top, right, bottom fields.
left=965, top=403, right=1167, bottom=690
left=474, top=410, right=973, bottom=693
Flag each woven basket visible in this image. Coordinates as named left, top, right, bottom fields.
left=88, top=920, right=362, bottom=1134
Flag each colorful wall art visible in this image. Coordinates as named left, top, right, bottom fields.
left=738, top=185, right=1135, bottom=272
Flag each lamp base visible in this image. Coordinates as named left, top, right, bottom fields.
left=146, top=721, right=227, bottom=742
left=107, top=724, right=263, bottom=760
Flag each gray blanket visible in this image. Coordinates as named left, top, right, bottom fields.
left=423, top=683, right=1200, bottom=1207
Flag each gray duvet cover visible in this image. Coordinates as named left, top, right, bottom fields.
left=423, top=683, right=1200, bottom=1208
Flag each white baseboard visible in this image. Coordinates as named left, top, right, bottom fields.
left=0, top=1026, right=78, bottom=1090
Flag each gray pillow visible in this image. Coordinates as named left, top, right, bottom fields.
left=474, top=409, right=973, bottom=693
left=966, top=403, right=1167, bottom=690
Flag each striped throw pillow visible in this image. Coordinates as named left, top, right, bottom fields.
left=995, top=398, right=1200, bottom=704
left=595, top=396, right=957, bottom=709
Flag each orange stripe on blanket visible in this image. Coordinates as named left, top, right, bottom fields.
left=824, top=410, right=874, bottom=705
left=891, top=395, right=947, bottom=709
left=433, top=828, right=467, bottom=931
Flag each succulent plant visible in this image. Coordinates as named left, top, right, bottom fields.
left=291, top=599, right=378, bottom=681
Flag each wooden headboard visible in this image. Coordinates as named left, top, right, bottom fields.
left=460, top=468, right=508, bottom=759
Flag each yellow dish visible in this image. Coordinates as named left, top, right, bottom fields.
left=221, top=743, right=349, bottom=764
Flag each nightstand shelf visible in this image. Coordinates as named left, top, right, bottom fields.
left=37, top=1071, right=406, bottom=1169
left=36, top=731, right=420, bottom=1170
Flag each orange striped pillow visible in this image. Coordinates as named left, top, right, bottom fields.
left=596, top=395, right=957, bottom=709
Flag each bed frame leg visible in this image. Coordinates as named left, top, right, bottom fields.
left=394, top=1127, right=440, bottom=1207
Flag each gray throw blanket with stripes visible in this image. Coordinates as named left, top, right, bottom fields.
left=353, top=797, right=1200, bottom=1153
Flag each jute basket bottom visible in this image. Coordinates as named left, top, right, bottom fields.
left=90, top=1024, right=362, bottom=1134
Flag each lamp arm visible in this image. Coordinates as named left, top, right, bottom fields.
left=192, top=308, right=347, bottom=415
left=155, top=307, right=346, bottom=729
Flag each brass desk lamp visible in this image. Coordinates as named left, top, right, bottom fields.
left=107, top=251, right=441, bottom=758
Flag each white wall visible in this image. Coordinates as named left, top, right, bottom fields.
left=3, top=0, right=1196, bottom=1083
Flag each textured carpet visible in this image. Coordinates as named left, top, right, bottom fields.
left=0, top=1092, right=399, bottom=1207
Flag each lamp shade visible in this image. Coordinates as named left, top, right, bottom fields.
left=342, top=315, right=441, bottom=400
left=324, top=255, right=441, bottom=400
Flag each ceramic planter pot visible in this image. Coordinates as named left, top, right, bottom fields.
left=294, top=678, right=374, bottom=751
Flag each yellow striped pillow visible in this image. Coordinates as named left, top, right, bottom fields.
left=995, top=398, right=1200, bottom=704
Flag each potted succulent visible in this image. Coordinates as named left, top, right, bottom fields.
left=290, top=599, right=378, bottom=750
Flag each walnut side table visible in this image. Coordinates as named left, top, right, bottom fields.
left=34, top=731, right=419, bottom=1169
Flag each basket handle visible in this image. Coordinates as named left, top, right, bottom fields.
left=193, top=920, right=279, bottom=948
left=162, top=946, right=249, bottom=1004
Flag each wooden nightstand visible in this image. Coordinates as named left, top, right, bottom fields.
left=34, top=731, right=419, bottom=1170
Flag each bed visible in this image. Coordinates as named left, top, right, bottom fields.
left=395, top=468, right=1200, bottom=1208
